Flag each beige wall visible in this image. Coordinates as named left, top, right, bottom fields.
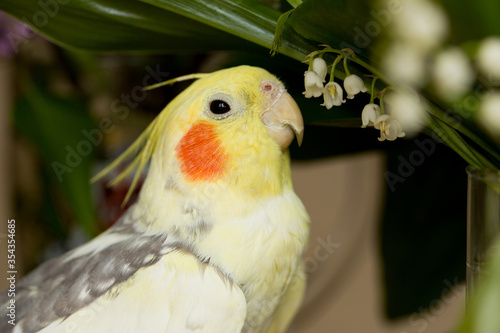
left=288, top=152, right=465, bottom=333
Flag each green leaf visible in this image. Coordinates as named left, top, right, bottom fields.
left=270, top=8, right=295, bottom=56
left=0, top=0, right=316, bottom=58
left=425, top=98, right=500, bottom=170
left=287, top=0, right=302, bottom=8
left=13, top=75, right=98, bottom=236
left=441, top=0, right=500, bottom=44
left=1, top=0, right=261, bottom=52
left=427, top=116, right=498, bottom=170
left=137, top=0, right=312, bottom=60
left=288, top=0, right=374, bottom=59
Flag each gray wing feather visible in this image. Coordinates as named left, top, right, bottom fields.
left=0, top=212, right=186, bottom=333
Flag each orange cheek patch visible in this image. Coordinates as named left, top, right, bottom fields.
left=176, top=121, right=227, bottom=182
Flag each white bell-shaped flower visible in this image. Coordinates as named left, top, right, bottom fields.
left=382, top=42, right=426, bottom=86
left=478, top=92, right=500, bottom=138
left=374, top=114, right=406, bottom=141
left=303, top=71, right=324, bottom=98
left=385, top=90, right=427, bottom=135
left=392, top=0, right=449, bottom=51
left=344, top=75, right=368, bottom=99
left=361, top=104, right=381, bottom=128
left=432, top=47, right=474, bottom=101
left=476, top=36, right=500, bottom=84
left=312, top=57, right=328, bottom=82
left=321, top=82, right=345, bottom=109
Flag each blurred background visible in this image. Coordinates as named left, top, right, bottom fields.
left=0, top=1, right=473, bottom=332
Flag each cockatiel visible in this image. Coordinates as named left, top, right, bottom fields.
left=1, top=66, right=310, bottom=333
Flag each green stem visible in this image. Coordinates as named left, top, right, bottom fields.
left=352, top=56, right=385, bottom=81
left=379, top=93, right=386, bottom=115
left=426, top=116, right=496, bottom=170
left=308, top=56, right=314, bottom=70
left=426, top=102, right=500, bottom=167
left=330, top=55, right=343, bottom=82
left=370, top=77, right=378, bottom=104
left=320, top=47, right=387, bottom=83
left=343, top=56, right=351, bottom=76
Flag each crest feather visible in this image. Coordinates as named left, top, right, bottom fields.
left=91, top=72, right=210, bottom=206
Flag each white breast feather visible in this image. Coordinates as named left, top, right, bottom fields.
left=36, top=251, right=246, bottom=333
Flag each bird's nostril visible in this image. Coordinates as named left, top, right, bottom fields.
left=261, top=81, right=276, bottom=94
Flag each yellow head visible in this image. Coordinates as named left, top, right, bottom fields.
left=94, top=65, right=303, bottom=205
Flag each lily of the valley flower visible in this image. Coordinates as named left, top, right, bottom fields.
left=432, top=47, right=474, bottom=101
left=478, top=92, right=500, bottom=139
left=312, top=57, right=328, bottom=82
left=385, top=91, right=427, bottom=135
left=382, top=42, right=426, bottom=86
left=344, top=75, right=368, bottom=99
left=361, top=104, right=381, bottom=128
left=322, top=82, right=345, bottom=109
left=374, top=115, right=406, bottom=141
left=476, top=36, right=500, bottom=84
left=303, top=70, right=324, bottom=98
left=303, top=57, right=328, bottom=98
left=391, top=0, right=448, bottom=52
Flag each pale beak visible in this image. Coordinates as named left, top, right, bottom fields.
left=261, top=90, right=304, bottom=150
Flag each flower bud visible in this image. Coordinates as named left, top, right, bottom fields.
left=344, top=75, right=368, bottom=99
left=361, top=104, right=381, bottom=128
left=312, top=57, right=328, bottom=82
left=476, top=36, right=500, bottom=84
left=303, top=71, right=324, bottom=98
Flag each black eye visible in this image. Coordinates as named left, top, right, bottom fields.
left=210, top=100, right=231, bottom=115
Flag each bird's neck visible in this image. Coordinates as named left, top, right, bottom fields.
left=130, top=149, right=293, bottom=236
left=125, top=150, right=309, bottom=310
